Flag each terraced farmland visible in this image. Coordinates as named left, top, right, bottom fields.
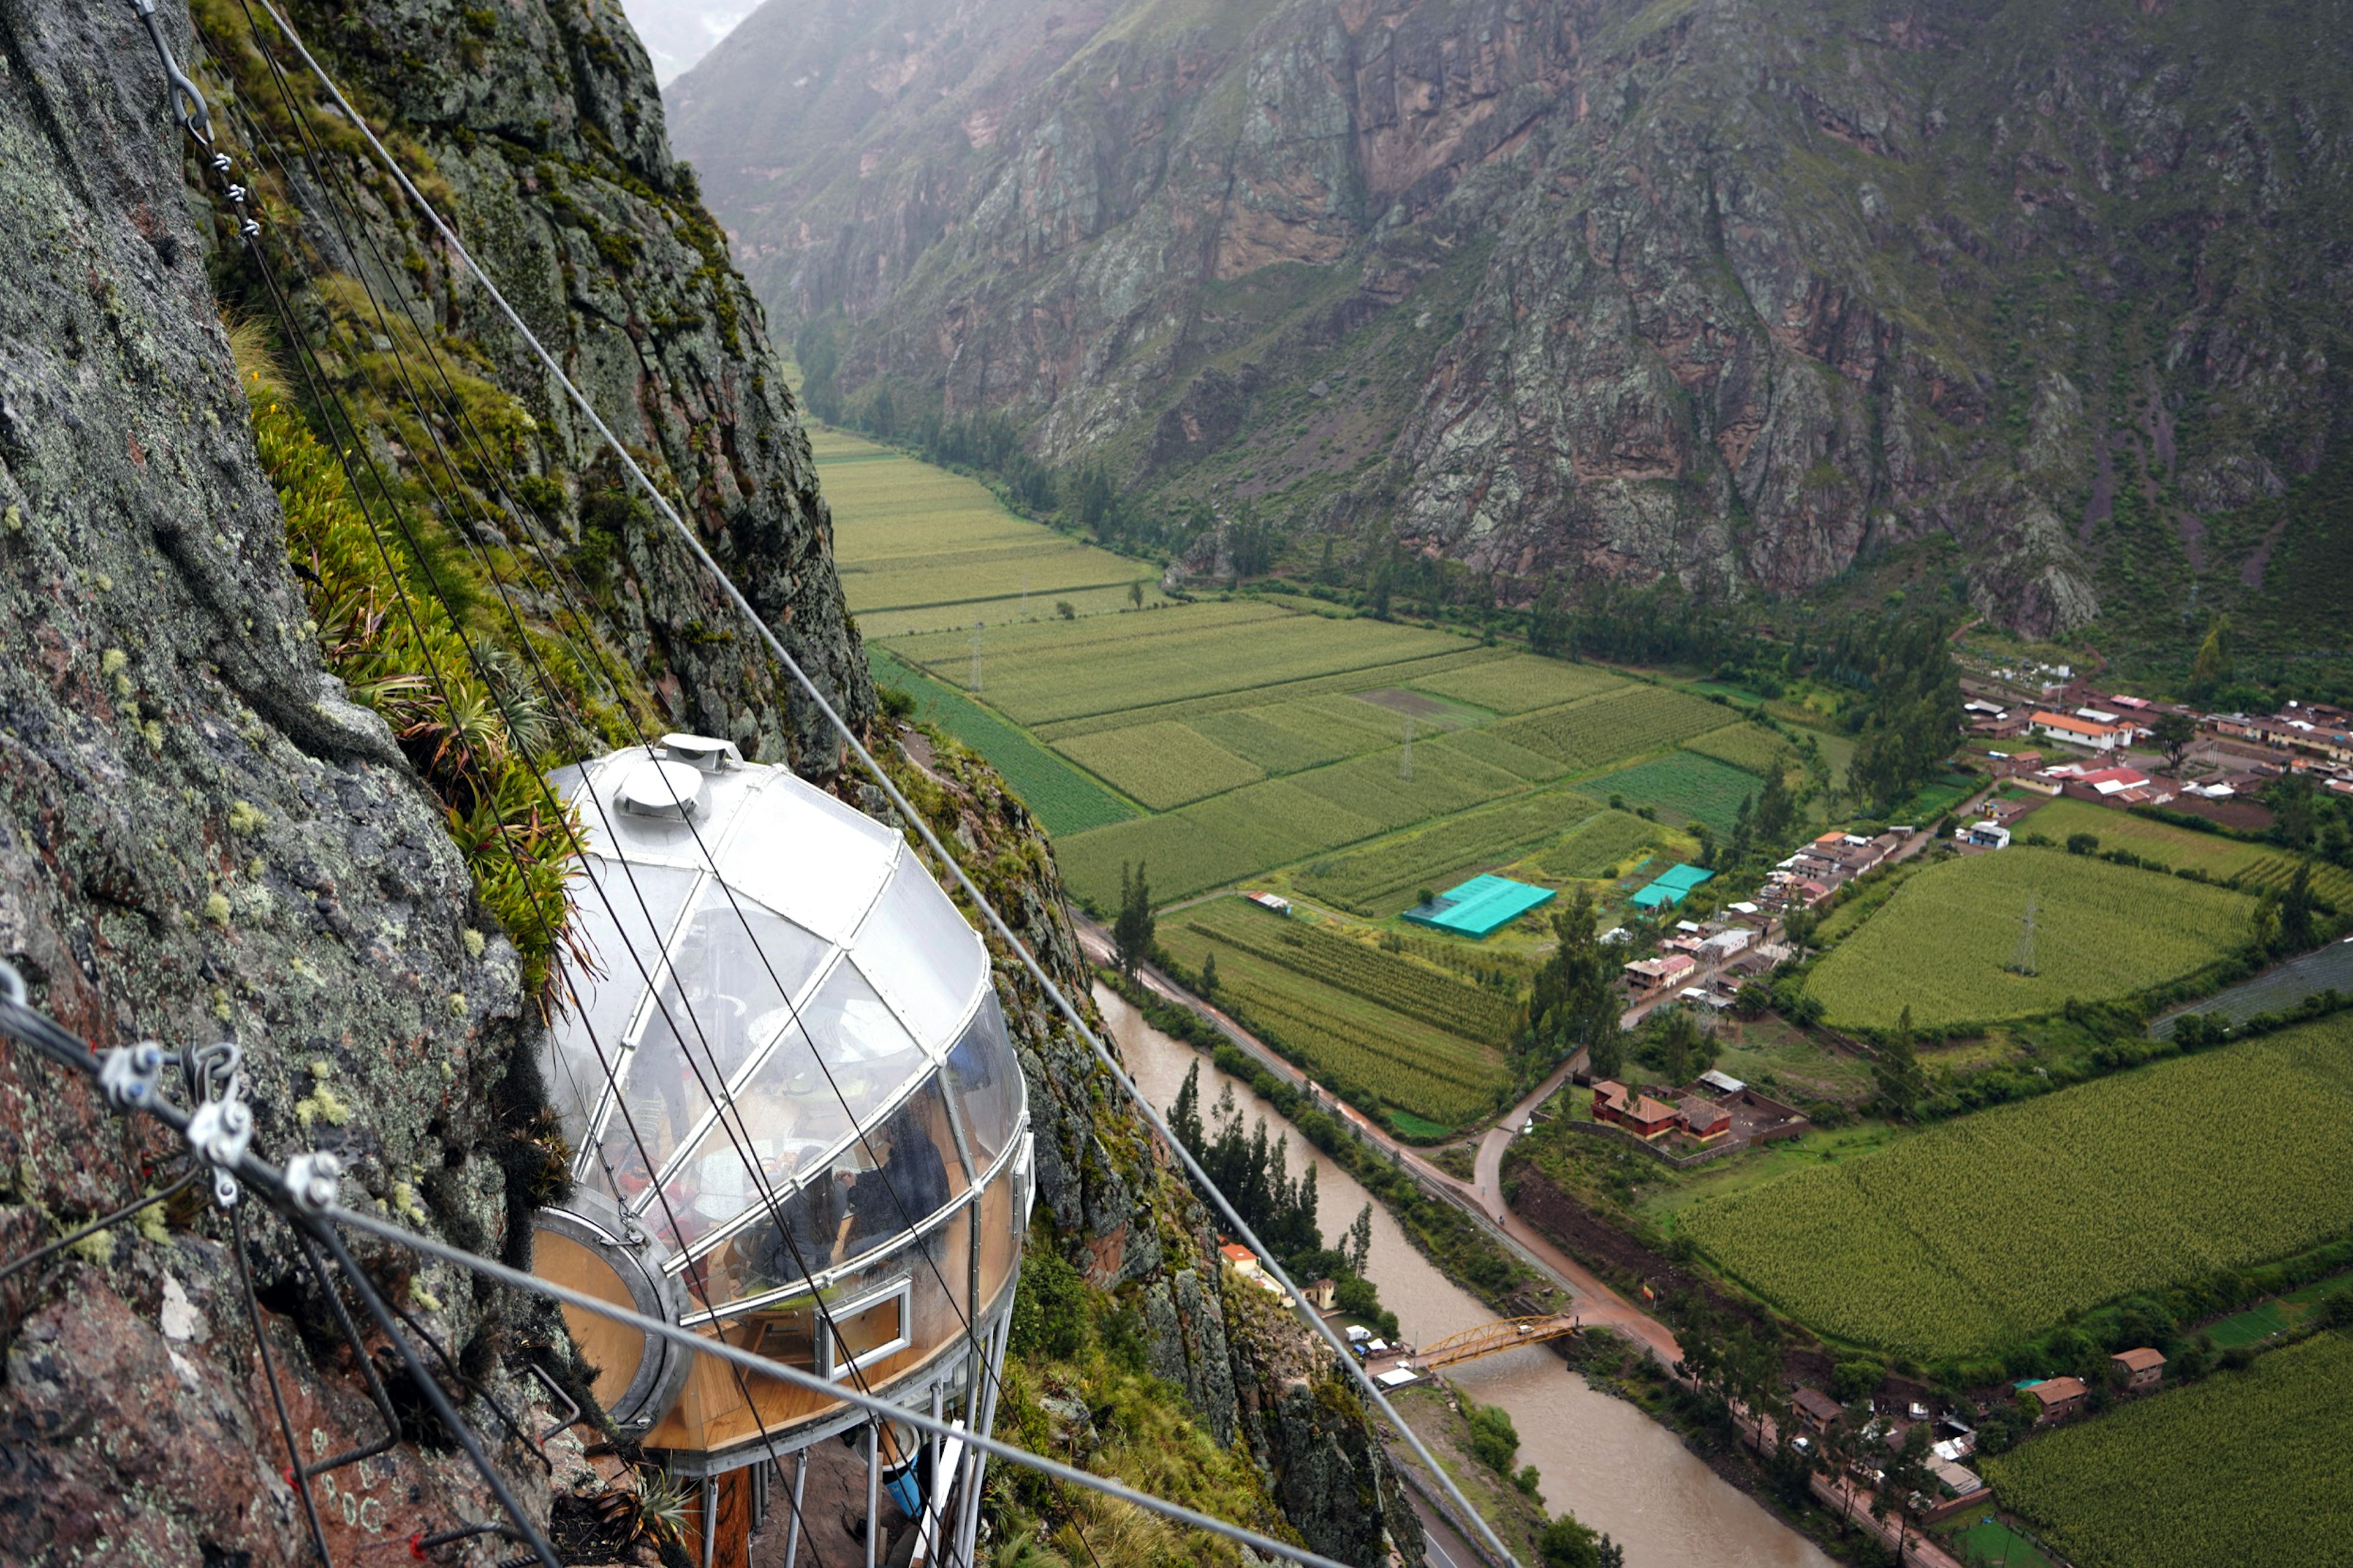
left=816, top=429, right=1166, bottom=635
left=1296, top=789, right=1604, bottom=916
left=1055, top=779, right=1385, bottom=905
left=1405, top=655, right=1630, bottom=714
left=1181, top=899, right=1517, bottom=1042
left=1682, top=721, right=1800, bottom=778
left=868, top=651, right=1134, bottom=834
left=1805, top=848, right=2253, bottom=1030
left=1983, top=1330, right=2353, bottom=1568
left=1681, top=1015, right=2353, bottom=1358
left=1188, top=700, right=1393, bottom=775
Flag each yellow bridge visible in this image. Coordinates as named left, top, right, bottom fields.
left=1412, top=1314, right=1580, bottom=1371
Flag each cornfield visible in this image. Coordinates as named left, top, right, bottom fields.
left=1982, top=1330, right=2353, bottom=1568
left=1183, top=903, right=1518, bottom=1042
left=1681, top=1015, right=2353, bottom=1358
left=1805, top=847, right=2251, bottom=1030
left=1489, top=685, right=1729, bottom=772
left=1059, top=721, right=1265, bottom=810
left=1297, top=789, right=1603, bottom=915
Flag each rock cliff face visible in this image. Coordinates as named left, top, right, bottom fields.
left=0, top=2, right=1408, bottom=1562
left=672, top=0, right=2353, bottom=639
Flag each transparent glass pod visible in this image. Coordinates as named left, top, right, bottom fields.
left=531, top=739, right=1031, bottom=1461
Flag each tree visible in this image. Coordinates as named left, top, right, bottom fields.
left=1537, top=1515, right=1606, bottom=1568
left=1782, top=906, right=1819, bottom=963
left=1587, top=1025, right=1624, bottom=1083
left=2279, top=862, right=2318, bottom=952
left=1170, top=1061, right=1203, bottom=1153
left=2151, top=711, right=2197, bottom=775
left=1874, top=1004, right=1927, bottom=1120
left=1659, top=1007, right=1703, bottom=1088
left=2192, top=615, right=2232, bottom=691
left=1113, top=862, right=1155, bottom=975
left=1055, top=599, right=1076, bottom=619
left=1344, top=1203, right=1373, bottom=1275
left=1526, top=888, right=1621, bottom=1075
left=1874, top=1420, right=1933, bottom=1563
left=1128, top=579, right=1146, bottom=609
left=1754, top=762, right=1797, bottom=849
left=2248, top=890, right=2282, bottom=955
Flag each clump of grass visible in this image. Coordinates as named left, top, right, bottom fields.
left=233, top=320, right=580, bottom=999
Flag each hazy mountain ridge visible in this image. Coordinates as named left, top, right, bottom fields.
left=670, top=0, right=2353, bottom=647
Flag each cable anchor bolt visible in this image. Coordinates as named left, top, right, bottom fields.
left=99, top=1041, right=169, bottom=1112
left=286, top=1151, right=344, bottom=1215
left=186, top=1095, right=254, bottom=1208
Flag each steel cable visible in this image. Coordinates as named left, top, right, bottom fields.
left=235, top=7, right=1525, bottom=1558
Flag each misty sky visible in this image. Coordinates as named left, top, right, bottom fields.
left=618, top=0, right=752, bottom=86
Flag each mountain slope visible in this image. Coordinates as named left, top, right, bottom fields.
left=0, top=2, right=1414, bottom=1561
left=670, top=0, right=2353, bottom=646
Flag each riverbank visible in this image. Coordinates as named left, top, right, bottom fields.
left=1099, top=985, right=1839, bottom=1568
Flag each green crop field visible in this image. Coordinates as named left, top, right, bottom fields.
left=816, top=429, right=1167, bottom=633
left=2018, top=800, right=2280, bottom=879
left=1804, top=849, right=2253, bottom=1030
left=1588, top=751, right=1768, bottom=836
left=1531, top=810, right=1670, bottom=881
left=893, top=601, right=1479, bottom=725
left=1285, top=746, right=1526, bottom=832
left=1423, top=727, right=1572, bottom=782
left=1187, top=699, right=1393, bottom=774
left=1487, top=684, right=1730, bottom=773
left=1157, top=901, right=1511, bottom=1125
left=1681, top=1016, right=2353, bottom=1358
left=1982, top=1331, right=2353, bottom=1568
left=1055, top=778, right=1384, bottom=905
left=1056, top=721, right=1264, bottom=809
left=1181, top=898, right=1518, bottom=1042
left=1295, top=789, right=1604, bottom=916
left=1404, top=654, right=1630, bottom=714
left=1682, top=722, right=1800, bottom=778
left=1033, top=648, right=1504, bottom=743
left=2237, top=852, right=2353, bottom=908
left=868, top=651, right=1135, bottom=834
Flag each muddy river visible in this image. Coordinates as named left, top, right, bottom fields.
left=1097, top=987, right=1835, bottom=1568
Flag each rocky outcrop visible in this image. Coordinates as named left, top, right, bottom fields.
left=1221, top=1266, right=1424, bottom=1568
left=0, top=3, right=555, bottom=1557
left=0, top=4, right=1412, bottom=1562
left=673, top=0, right=2353, bottom=639
left=210, top=0, right=871, bottom=771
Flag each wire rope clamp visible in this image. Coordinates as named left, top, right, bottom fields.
left=286, top=1151, right=344, bottom=1216
left=99, top=1042, right=169, bottom=1112
left=186, top=1096, right=255, bottom=1208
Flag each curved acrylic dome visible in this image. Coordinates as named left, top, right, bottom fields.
left=539, top=739, right=1027, bottom=1311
